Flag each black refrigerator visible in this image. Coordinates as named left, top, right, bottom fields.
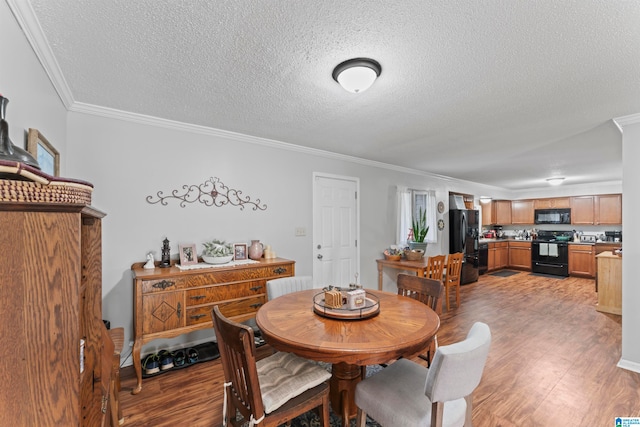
left=449, top=209, right=479, bottom=284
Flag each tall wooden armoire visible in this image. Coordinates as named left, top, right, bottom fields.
left=0, top=170, right=112, bottom=426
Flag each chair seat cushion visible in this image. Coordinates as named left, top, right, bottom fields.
left=355, top=358, right=466, bottom=427
left=257, top=352, right=331, bottom=413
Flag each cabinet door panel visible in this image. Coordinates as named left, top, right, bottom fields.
left=511, top=200, right=534, bottom=224
left=142, top=292, right=185, bottom=334
left=571, top=196, right=595, bottom=225
left=596, top=194, right=622, bottom=225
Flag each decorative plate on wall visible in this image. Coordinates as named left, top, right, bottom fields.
left=438, top=219, right=445, bottom=230
left=437, top=201, right=445, bottom=213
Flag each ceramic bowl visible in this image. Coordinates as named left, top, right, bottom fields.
left=202, top=255, right=233, bottom=264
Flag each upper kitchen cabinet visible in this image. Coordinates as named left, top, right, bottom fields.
left=511, top=200, right=534, bottom=224
left=481, top=200, right=512, bottom=225
left=533, top=197, right=571, bottom=209
left=480, top=199, right=493, bottom=226
left=494, top=200, right=512, bottom=225
left=596, top=194, right=622, bottom=224
left=571, top=194, right=622, bottom=225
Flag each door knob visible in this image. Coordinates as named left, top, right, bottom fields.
left=317, top=254, right=323, bottom=259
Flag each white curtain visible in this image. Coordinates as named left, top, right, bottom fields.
left=397, top=187, right=437, bottom=246
left=396, top=186, right=412, bottom=247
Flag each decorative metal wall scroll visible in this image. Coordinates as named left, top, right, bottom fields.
left=146, top=176, right=267, bottom=210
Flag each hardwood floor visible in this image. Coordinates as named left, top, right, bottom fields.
left=119, top=272, right=640, bottom=426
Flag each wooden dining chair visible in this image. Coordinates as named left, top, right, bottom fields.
left=397, top=273, right=444, bottom=365
left=445, top=252, right=464, bottom=311
left=425, top=255, right=446, bottom=281
left=212, top=306, right=331, bottom=427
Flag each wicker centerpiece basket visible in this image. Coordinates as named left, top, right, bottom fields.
left=404, top=249, right=425, bottom=261
left=0, top=160, right=93, bottom=205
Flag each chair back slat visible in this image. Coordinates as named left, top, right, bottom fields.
left=425, top=255, right=446, bottom=281
left=396, top=273, right=444, bottom=315
left=446, top=252, right=463, bottom=284
left=212, top=305, right=265, bottom=425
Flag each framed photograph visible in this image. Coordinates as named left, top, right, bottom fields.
left=234, top=243, right=247, bottom=261
left=27, top=128, right=60, bottom=177
left=179, top=243, right=198, bottom=265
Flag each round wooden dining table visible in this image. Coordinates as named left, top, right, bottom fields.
left=255, top=288, right=440, bottom=426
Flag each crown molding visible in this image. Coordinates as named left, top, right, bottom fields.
left=69, top=101, right=462, bottom=183
left=7, top=0, right=74, bottom=108
left=613, top=113, right=640, bottom=132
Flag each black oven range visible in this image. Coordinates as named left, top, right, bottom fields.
left=531, top=230, right=572, bottom=277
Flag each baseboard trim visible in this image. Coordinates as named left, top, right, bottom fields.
left=617, top=358, right=640, bottom=373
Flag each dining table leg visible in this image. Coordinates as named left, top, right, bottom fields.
left=330, top=362, right=363, bottom=426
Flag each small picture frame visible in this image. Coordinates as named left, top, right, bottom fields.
left=234, top=243, right=247, bottom=261
left=27, top=128, right=60, bottom=177
left=179, top=243, right=198, bottom=265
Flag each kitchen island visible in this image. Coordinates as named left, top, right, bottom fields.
left=595, top=251, right=622, bottom=315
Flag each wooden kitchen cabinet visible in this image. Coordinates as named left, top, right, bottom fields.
left=511, top=200, right=534, bottom=224
left=488, top=241, right=509, bottom=271
left=495, top=200, right=512, bottom=225
left=571, top=194, right=622, bottom=225
left=131, top=257, right=295, bottom=394
left=0, top=200, right=110, bottom=426
left=596, top=252, right=622, bottom=315
left=595, top=194, right=622, bottom=225
left=508, top=241, right=531, bottom=270
left=533, top=197, right=571, bottom=209
left=481, top=200, right=512, bottom=225
left=568, top=244, right=595, bottom=278
left=480, top=199, right=493, bottom=226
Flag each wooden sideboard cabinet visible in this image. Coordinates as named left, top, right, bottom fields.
left=131, top=257, right=295, bottom=393
left=0, top=201, right=110, bottom=426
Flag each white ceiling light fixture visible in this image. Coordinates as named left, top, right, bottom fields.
left=480, top=196, right=492, bottom=202
left=546, top=177, right=565, bottom=186
left=332, top=58, right=381, bottom=93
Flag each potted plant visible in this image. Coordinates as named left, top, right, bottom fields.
left=409, top=207, right=429, bottom=251
left=202, top=239, right=234, bottom=264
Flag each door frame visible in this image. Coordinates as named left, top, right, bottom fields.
left=312, top=172, right=361, bottom=285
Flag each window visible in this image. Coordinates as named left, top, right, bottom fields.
left=397, top=187, right=437, bottom=246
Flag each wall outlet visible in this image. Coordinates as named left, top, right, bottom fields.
left=129, top=340, right=134, bottom=347
left=295, top=227, right=306, bottom=236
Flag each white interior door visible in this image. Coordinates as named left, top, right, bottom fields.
left=312, top=173, right=359, bottom=286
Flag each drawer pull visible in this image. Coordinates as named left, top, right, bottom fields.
left=250, top=303, right=263, bottom=309
left=152, top=280, right=175, bottom=290
left=190, top=314, right=207, bottom=320
left=177, top=302, right=182, bottom=318
left=190, top=295, right=206, bottom=300
left=250, top=286, right=262, bottom=292
left=273, top=267, right=287, bottom=275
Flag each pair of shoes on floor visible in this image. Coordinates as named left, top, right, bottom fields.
left=143, top=350, right=174, bottom=375
left=186, top=347, right=199, bottom=364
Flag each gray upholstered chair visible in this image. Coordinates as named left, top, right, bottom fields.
left=355, top=322, right=491, bottom=427
left=266, top=275, right=314, bottom=300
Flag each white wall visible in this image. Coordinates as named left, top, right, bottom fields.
left=0, top=1, right=67, bottom=167
left=618, top=118, right=640, bottom=372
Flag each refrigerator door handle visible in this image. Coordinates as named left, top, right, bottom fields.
left=461, top=212, right=467, bottom=251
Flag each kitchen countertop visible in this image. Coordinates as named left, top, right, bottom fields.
left=478, top=238, right=622, bottom=246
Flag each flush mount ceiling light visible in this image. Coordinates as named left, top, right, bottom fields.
left=546, top=177, right=565, bottom=186
left=480, top=196, right=492, bottom=202
left=332, top=58, right=381, bottom=93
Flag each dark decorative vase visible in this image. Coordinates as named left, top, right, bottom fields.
left=0, top=95, right=40, bottom=169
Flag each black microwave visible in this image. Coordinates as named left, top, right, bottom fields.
left=534, top=208, right=571, bottom=224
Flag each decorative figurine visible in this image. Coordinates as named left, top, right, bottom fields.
left=143, top=253, right=155, bottom=269
left=159, top=238, right=171, bottom=268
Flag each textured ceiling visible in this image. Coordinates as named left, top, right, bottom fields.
left=14, top=0, right=640, bottom=190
